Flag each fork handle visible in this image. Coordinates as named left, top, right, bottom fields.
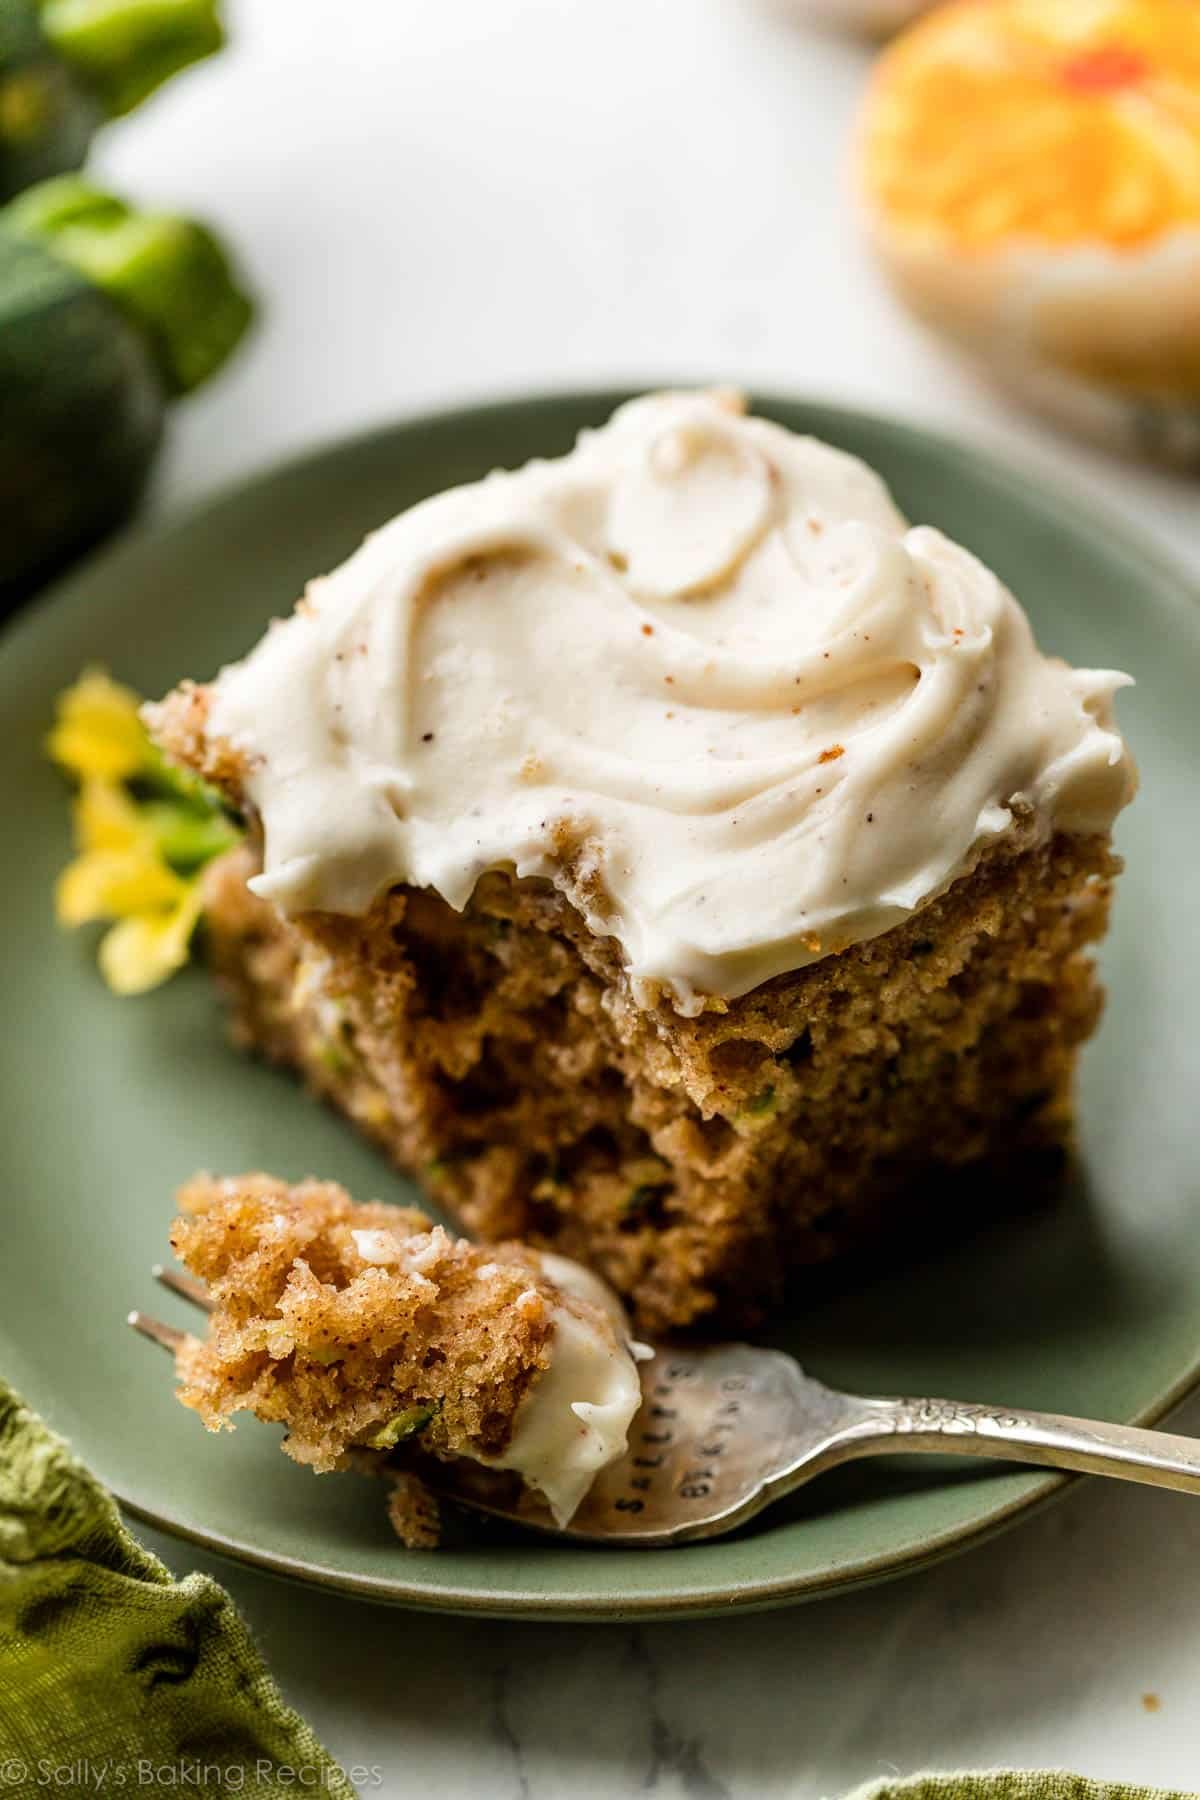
left=837, top=1395, right=1200, bottom=1495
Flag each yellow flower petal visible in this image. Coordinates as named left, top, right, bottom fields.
left=56, top=847, right=186, bottom=927
left=97, top=888, right=205, bottom=995
left=72, top=777, right=148, bottom=854
left=46, top=667, right=150, bottom=782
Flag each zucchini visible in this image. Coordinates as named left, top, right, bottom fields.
left=6, top=173, right=253, bottom=391
left=37, top=0, right=223, bottom=119
left=0, top=0, right=99, bottom=200
left=0, top=174, right=252, bottom=600
left=0, top=226, right=163, bottom=600
left=0, top=0, right=222, bottom=201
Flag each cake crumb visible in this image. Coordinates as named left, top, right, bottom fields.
left=515, top=1288, right=547, bottom=1325
left=386, top=1471, right=441, bottom=1549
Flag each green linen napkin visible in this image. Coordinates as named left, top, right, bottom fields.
left=0, top=1377, right=356, bottom=1798
left=850, top=1774, right=1197, bottom=1798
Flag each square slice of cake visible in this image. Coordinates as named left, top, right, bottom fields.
left=150, top=391, right=1135, bottom=1334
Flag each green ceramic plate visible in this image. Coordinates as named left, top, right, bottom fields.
left=2, top=392, right=1198, bottom=1622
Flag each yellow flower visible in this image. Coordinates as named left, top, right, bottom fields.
left=56, top=825, right=188, bottom=934
left=56, top=845, right=188, bottom=927
left=56, top=777, right=172, bottom=918
left=47, top=666, right=237, bottom=997
left=46, top=667, right=150, bottom=782
left=54, top=775, right=205, bottom=991
left=72, top=774, right=147, bottom=853
left=97, top=884, right=206, bottom=995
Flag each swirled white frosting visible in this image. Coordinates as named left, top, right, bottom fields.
left=206, top=390, right=1135, bottom=1013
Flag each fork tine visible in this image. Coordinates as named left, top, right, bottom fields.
left=152, top=1264, right=213, bottom=1312
left=127, top=1309, right=186, bottom=1354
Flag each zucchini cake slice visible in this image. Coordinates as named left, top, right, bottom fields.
left=169, top=1172, right=645, bottom=1541
left=151, top=390, right=1136, bottom=1333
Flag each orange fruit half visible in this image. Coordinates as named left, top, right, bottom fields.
left=859, top=0, right=1200, bottom=458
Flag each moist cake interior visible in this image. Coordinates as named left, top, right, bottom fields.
left=198, top=830, right=1117, bottom=1335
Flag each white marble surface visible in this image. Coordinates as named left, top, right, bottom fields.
left=94, top=0, right=1200, bottom=1791
left=141, top=1451, right=1200, bottom=1797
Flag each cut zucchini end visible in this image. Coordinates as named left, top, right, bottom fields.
left=3, top=173, right=253, bottom=393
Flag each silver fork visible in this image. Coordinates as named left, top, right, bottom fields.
left=130, top=1272, right=1200, bottom=1546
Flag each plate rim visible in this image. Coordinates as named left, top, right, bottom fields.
left=112, top=1351, right=1200, bottom=1620
left=10, top=384, right=1200, bottom=1620
left=8, top=380, right=1199, bottom=661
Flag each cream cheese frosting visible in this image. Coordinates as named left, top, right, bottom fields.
left=205, top=390, right=1135, bottom=1014
left=486, top=1250, right=648, bottom=1527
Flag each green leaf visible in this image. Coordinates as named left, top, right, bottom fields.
left=137, top=735, right=231, bottom=813
left=141, top=799, right=238, bottom=871
left=37, top=0, right=223, bottom=118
